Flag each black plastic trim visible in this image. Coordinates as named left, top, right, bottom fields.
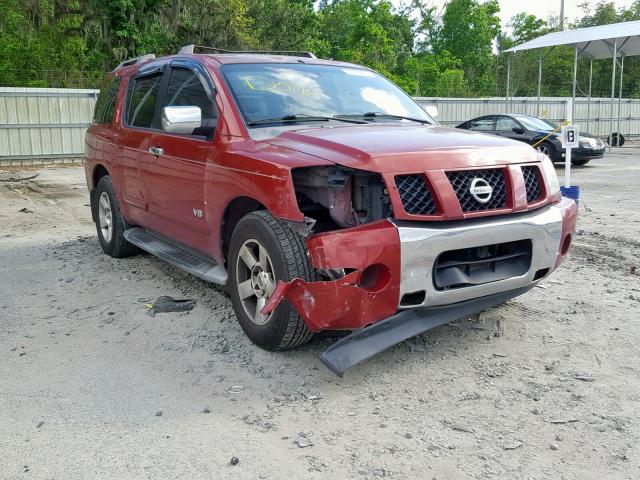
left=320, top=285, right=534, bottom=377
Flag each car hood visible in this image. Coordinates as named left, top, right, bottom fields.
left=579, top=132, right=599, bottom=140
left=264, top=124, right=540, bottom=173
left=533, top=130, right=560, bottom=137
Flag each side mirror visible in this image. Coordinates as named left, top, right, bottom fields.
left=161, top=106, right=201, bottom=134
left=424, top=105, right=438, bottom=118
left=512, top=126, right=525, bottom=134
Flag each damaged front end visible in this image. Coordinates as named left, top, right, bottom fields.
left=265, top=165, right=578, bottom=376
left=291, top=166, right=391, bottom=232
left=261, top=166, right=402, bottom=332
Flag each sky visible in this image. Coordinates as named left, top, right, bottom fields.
left=497, top=0, right=635, bottom=26
left=393, top=1, right=636, bottom=27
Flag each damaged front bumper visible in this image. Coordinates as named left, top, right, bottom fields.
left=320, top=285, right=534, bottom=376
left=264, top=197, right=577, bottom=373
left=395, top=196, right=576, bottom=309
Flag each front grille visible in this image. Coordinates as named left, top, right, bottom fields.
left=522, top=166, right=543, bottom=203
left=395, top=174, right=437, bottom=215
left=446, top=168, right=507, bottom=212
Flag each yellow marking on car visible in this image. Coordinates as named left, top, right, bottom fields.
left=532, top=120, right=571, bottom=148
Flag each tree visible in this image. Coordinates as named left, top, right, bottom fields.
left=6, top=0, right=640, bottom=98
left=509, top=13, right=548, bottom=45
left=427, top=0, right=501, bottom=95
left=316, top=0, right=415, bottom=77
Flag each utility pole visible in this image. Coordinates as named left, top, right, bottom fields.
left=559, top=0, right=565, bottom=30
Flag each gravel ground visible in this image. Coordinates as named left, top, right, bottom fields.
left=1, top=152, right=639, bottom=480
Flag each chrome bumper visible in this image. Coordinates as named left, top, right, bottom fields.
left=395, top=204, right=564, bottom=308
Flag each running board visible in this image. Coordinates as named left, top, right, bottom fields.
left=320, top=286, right=533, bottom=377
left=124, top=228, right=228, bottom=285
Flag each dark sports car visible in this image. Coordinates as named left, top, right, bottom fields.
left=456, top=114, right=605, bottom=165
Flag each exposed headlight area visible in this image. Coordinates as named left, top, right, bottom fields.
left=292, top=166, right=392, bottom=232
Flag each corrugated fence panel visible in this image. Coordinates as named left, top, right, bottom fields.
left=2, top=89, right=639, bottom=166
left=0, top=87, right=97, bottom=165
left=416, top=96, right=640, bottom=140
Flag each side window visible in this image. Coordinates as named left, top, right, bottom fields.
left=496, top=117, right=520, bottom=131
left=126, top=74, right=163, bottom=128
left=164, top=67, right=217, bottom=136
left=468, top=117, right=495, bottom=131
left=93, top=77, right=121, bottom=125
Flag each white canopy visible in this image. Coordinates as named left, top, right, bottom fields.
left=506, top=20, right=640, bottom=59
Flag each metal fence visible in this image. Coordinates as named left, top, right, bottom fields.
left=414, top=96, right=640, bottom=139
left=2, top=88, right=640, bottom=166
left=0, top=87, right=97, bottom=166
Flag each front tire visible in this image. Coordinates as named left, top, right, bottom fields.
left=94, top=176, right=138, bottom=258
left=535, top=141, right=556, bottom=160
left=572, top=158, right=591, bottom=166
left=228, top=210, right=316, bottom=351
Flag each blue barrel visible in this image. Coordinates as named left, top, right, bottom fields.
left=560, top=185, right=580, bottom=206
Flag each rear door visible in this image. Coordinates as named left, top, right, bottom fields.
left=144, top=60, right=219, bottom=253
left=118, top=63, right=166, bottom=227
left=466, top=116, right=497, bottom=135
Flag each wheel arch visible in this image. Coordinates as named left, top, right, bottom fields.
left=220, top=196, right=267, bottom=266
left=533, top=138, right=559, bottom=161
left=92, top=164, right=110, bottom=190
left=90, top=165, right=111, bottom=222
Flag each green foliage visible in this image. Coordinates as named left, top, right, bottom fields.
left=3, top=0, right=640, bottom=99
left=508, top=13, right=549, bottom=45
left=435, top=0, right=501, bottom=94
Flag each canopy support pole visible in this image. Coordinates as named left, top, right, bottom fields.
left=571, top=46, right=578, bottom=121
left=617, top=55, right=625, bottom=146
left=610, top=38, right=617, bottom=151
left=587, top=60, right=593, bottom=133
left=506, top=53, right=512, bottom=113
left=537, top=51, right=543, bottom=116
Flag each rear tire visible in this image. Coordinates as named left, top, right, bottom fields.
left=228, top=210, right=316, bottom=351
left=94, top=176, right=138, bottom=258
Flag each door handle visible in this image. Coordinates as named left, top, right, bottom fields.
left=149, top=146, right=164, bottom=156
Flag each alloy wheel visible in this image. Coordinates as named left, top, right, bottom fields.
left=235, top=239, right=277, bottom=326
left=98, top=192, right=113, bottom=243
left=536, top=144, right=551, bottom=157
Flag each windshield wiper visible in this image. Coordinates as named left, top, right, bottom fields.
left=336, top=112, right=431, bottom=124
left=247, top=113, right=367, bottom=126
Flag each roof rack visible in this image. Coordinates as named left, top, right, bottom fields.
left=178, top=44, right=317, bottom=59
left=113, top=54, right=156, bottom=72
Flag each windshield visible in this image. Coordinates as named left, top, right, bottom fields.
left=220, top=63, right=432, bottom=126
left=514, top=115, right=556, bottom=132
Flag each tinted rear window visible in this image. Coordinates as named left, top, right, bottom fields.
left=468, top=118, right=494, bottom=131
left=93, top=77, right=121, bottom=125
left=126, top=74, right=162, bottom=128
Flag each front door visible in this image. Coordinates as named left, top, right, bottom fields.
left=144, top=62, right=219, bottom=254
left=495, top=116, right=529, bottom=144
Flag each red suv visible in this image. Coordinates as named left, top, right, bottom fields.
left=85, top=46, right=577, bottom=375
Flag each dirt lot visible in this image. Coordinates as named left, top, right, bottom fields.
left=1, top=153, right=639, bottom=480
